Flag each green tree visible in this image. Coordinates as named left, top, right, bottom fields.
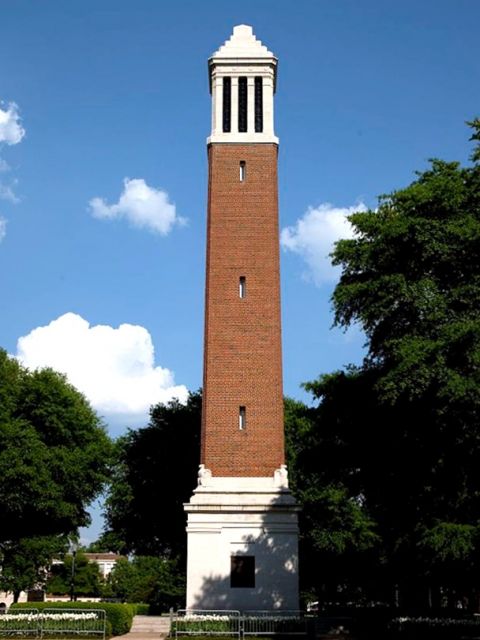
left=332, top=154, right=480, bottom=411
left=107, top=556, right=184, bottom=612
left=103, top=391, right=201, bottom=558
left=0, top=536, right=69, bottom=603
left=85, top=532, right=124, bottom=554
left=301, top=120, right=480, bottom=607
left=285, top=393, right=381, bottom=605
left=105, top=557, right=135, bottom=601
left=0, top=349, right=112, bottom=542
left=46, top=552, right=102, bottom=598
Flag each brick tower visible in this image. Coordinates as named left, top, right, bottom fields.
left=184, top=25, right=299, bottom=611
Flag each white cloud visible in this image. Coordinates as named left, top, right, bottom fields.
left=16, top=313, right=189, bottom=424
left=0, top=217, right=6, bottom=242
left=281, top=202, right=367, bottom=285
left=89, top=178, right=186, bottom=235
left=0, top=102, right=25, bottom=145
left=0, top=102, right=24, bottom=211
left=0, top=181, right=19, bottom=203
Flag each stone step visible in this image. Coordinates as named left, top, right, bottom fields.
left=112, top=616, right=171, bottom=640
left=130, top=616, right=171, bottom=633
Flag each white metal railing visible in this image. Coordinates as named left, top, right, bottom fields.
left=174, top=610, right=307, bottom=638
left=0, top=609, right=106, bottom=640
left=174, top=610, right=241, bottom=638
left=40, top=608, right=106, bottom=640
left=242, top=611, right=306, bottom=636
left=0, top=609, right=40, bottom=637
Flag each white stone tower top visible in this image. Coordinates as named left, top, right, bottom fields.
left=208, top=25, right=278, bottom=145
left=211, top=24, right=275, bottom=60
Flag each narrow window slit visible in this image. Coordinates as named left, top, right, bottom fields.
left=239, top=161, right=246, bottom=182
left=239, top=406, right=246, bottom=430
left=239, top=276, right=246, bottom=298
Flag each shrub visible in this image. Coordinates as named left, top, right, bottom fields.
left=11, top=602, right=133, bottom=637
left=107, top=556, right=184, bottom=613
left=105, top=620, right=113, bottom=637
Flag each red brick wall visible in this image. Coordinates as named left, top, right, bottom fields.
left=201, top=143, right=285, bottom=477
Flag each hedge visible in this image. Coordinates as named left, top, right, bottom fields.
left=11, top=602, right=134, bottom=637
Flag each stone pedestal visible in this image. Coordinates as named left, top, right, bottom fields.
left=184, top=470, right=300, bottom=611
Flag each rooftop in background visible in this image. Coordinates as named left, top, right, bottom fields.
left=83, top=553, right=122, bottom=562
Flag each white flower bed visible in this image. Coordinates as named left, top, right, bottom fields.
left=183, top=616, right=232, bottom=622
left=1, top=614, right=99, bottom=622
left=244, top=616, right=302, bottom=622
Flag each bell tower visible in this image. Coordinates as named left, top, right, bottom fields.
left=184, top=25, right=299, bottom=611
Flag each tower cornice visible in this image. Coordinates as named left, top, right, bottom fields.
left=208, top=58, right=278, bottom=94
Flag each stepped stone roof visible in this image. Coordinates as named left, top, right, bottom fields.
left=211, top=25, right=275, bottom=60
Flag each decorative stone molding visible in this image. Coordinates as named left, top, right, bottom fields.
left=197, top=464, right=212, bottom=487
left=274, top=464, right=289, bottom=488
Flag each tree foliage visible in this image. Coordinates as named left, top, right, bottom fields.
left=0, top=536, right=68, bottom=602
left=46, top=552, right=102, bottom=598
left=106, top=556, right=184, bottom=612
left=298, top=121, right=480, bottom=606
left=332, top=151, right=480, bottom=410
left=0, top=349, right=112, bottom=542
left=103, top=391, right=201, bottom=558
left=285, top=392, right=382, bottom=603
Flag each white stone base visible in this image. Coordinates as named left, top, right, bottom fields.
left=184, top=471, right=300, bottom=611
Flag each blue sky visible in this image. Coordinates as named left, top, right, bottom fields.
left=1, top=0, right=479, bottom=540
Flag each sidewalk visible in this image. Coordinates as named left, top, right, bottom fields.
left=114, top=615, right=171, bottom=640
